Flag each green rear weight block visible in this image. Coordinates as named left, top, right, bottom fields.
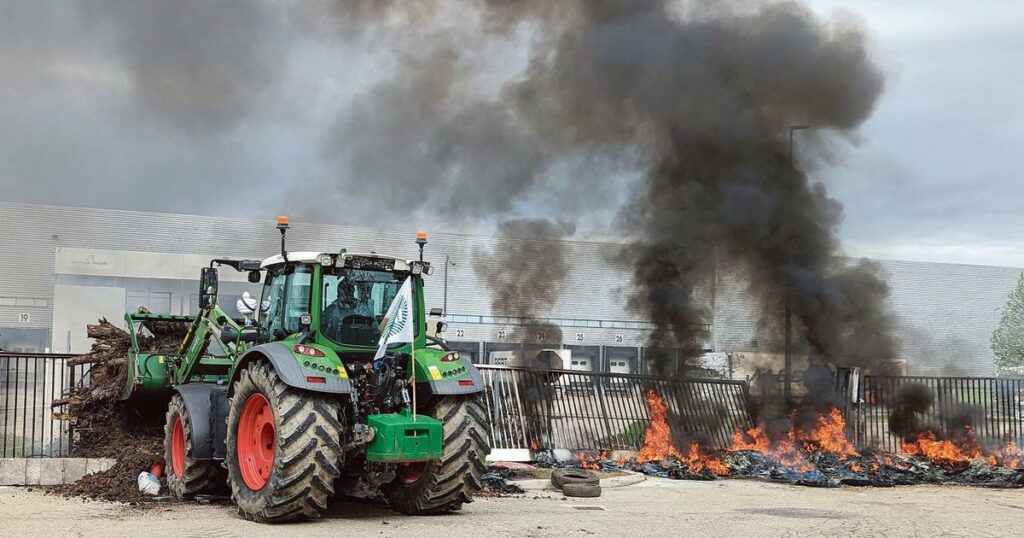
left=365, top=410, right=443, bottom=462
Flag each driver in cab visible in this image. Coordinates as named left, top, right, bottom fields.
left=322, top=278, right=373, bottom=336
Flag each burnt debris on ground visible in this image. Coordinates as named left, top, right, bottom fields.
left=48, top=310, right=187, bottom=503
left=480, top=466, right=527, bottom=497
left=548, top=449, right=1024, bottom=489
left=538, top=387, right=1024, bottom=489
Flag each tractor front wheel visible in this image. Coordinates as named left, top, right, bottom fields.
left=382, top=395, right=491, bottom=514
left=164, top=394, right=224, bottom=499
left=225, top=359, right=344, bottom=522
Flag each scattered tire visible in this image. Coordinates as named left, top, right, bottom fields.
left=164, top=393, right=225, bottom=499
left=383, top=395, right=491, bottom=514
left=551, top=468, right=599, bottom=489
left=562, top=482, right=602, bottom=498
left=225, top=359, right=344, bottom=523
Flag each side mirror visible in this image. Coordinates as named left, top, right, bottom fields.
left=247, top=270, right=261, bottom=283
left=435, top=321, right=447, bottom=334
left=199, top=267, right=218, bottom=309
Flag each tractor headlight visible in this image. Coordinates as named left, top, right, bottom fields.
left=317, top=254, right=333, bottom=266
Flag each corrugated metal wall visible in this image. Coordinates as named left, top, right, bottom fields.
left=0, top=202, right=1019, bottom=375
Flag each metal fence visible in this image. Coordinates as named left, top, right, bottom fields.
left=477, top=365, right=752, bottom=452
left=858, top=375, right=1024, bottom=452
left=0, top=353, right=87, bottom=457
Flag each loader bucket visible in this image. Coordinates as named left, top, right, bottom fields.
left=119, top=351, right=171, bottom=401
left=117, top=312, right=190, bottom=401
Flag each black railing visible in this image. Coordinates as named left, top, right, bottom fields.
left=858, top=375, right=1024, bottom=452
left=477, top=365, right=752, bottom=451
left=0, top=352, right=86, bottom=458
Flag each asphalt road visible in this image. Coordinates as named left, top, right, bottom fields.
left=2, top=478, right=1024, bottom=537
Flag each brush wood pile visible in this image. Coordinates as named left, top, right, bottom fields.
left=48, top=308, right=190, bottom=502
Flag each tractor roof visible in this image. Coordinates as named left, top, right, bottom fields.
left=260, top=252, right=412, bottom=272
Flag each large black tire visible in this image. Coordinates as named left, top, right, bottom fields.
left=562, top=482, right=602, bottom=498
left=225, top=360, right=344, bottom=523
left=383, top=395, right=490, bottom=514
left=165, top=394, right=225, bottom=499
left=551, top=468, right=599, bottom=489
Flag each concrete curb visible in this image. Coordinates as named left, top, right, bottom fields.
left=0, top=458, right=116, bottom=486
left=511, top=470, right=646, bottom=491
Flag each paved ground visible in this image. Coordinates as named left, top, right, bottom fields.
left=2, top=479, right=1023, bottom=537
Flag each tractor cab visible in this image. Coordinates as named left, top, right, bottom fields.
left=254, top=251, right=432, bottom=363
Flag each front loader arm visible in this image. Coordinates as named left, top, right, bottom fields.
left=174, top=304, right=244, bottom=385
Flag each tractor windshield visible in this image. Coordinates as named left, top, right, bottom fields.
left=321, top=268, right=404, bottom=347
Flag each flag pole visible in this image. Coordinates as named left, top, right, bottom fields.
left=410, top=334, right=417, bottom=422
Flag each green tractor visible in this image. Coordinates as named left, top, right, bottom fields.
left=120, top=217, right=490, bottom=522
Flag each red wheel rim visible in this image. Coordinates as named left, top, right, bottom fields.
left=397, top=462, right=427, bottom=484
left=238, top=393, right=276, bottom=490
left=171, top=417, right=186, bottom=478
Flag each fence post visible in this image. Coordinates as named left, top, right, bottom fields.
left=594, top=377, right=615, bottom=451
left=67, top=361, right=76, bottom=456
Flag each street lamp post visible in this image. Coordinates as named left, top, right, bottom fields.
left=443, top=255, right=456, bottom=316
left=784, top=125, right=811, bottom=408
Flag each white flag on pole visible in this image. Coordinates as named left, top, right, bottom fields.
left=374, top=276, right=415, bottom=360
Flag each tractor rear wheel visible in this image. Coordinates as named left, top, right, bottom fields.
left=225, top=359, right=344, bottom=522
left=164, top=394, right=224, bottom=499
left=382, top=395, right=490, bottom=514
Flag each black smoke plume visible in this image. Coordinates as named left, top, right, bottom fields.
left=474, top=219, right=575, bottom=355
left=317, top=1, right=898, bottom=378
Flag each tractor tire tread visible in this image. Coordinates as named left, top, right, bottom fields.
left=383, top=395, right=491, bottom=515
left=164, top=394, right=225, bottom=499
left=226, top=359, right=343, bottom=523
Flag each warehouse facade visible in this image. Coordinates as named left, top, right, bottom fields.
left=0, top=202, right=1018, bottom=377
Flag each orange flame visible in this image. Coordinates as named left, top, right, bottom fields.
left=798, top=408, right=860, bottom=459
left=728, top=407, right=857, bottom=471
left=636, top=389, right=684, bottom=463
left=578, top=452, right=600, bottom=470
left=635, top=389, right=730, bottom=474
left=901, top=431, right=980, bottom=471
left=994, top=441, right=1024, bottom=469
left=684, top=441, right=730, bottom=476
left=577, top=450, right=608, bottom=470
left=730, top=425, right=810, bottom=470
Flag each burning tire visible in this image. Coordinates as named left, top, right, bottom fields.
left=225, top=359, right=344, bottom=522
left=551, top=468, right=599, bottom=489
left=383, top=395, right=490, bottom=514
left=562, top=482, right=602, bottom=498
left=164, top=394, right=225, bottom=499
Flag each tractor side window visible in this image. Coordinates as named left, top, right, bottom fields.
left=283, top=266, right=312, bottom=334
left=259, top=265, right=312, bottom=339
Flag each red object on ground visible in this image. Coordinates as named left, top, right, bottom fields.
left=150, top=461, right=165, bottom=479
left=238, top=393, right=276, bottom=490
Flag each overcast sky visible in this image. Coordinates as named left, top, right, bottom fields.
left=1, top=1, right=1022, bottom=267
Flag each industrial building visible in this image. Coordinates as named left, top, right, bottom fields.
left=0, top=202, right=1018, bottom=377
